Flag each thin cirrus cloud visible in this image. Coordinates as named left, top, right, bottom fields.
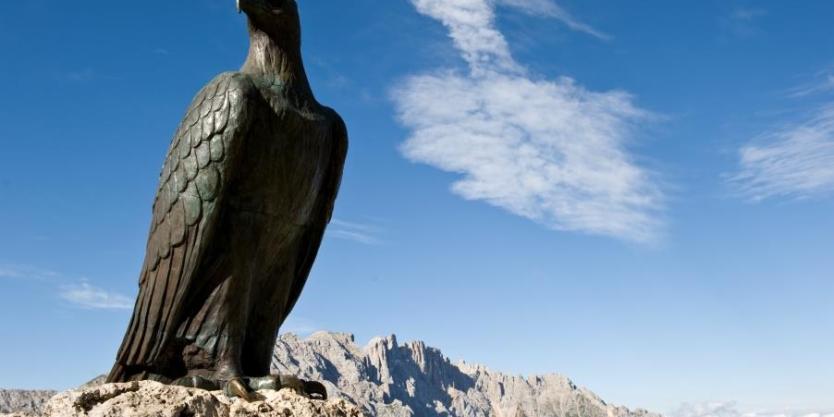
left=280, top=317, right=322, bottom=336
left=1, top=262, right=133, bottom=310
left=328, top=219, right=384, bottom=245
left=787, top=69, right=834, bottom=98
left=0, top=263, right=61, bottom=281
left=392, top=0, right=663, bottom=243
left=722, top=7, right=767, bottom=38
left=60, top=282, right=134, bottom=310
left=495, top=0, right=610, bottom=40
left=732, top=99, right=834, bottom=201
left=670, top=401, right=834, bottom=417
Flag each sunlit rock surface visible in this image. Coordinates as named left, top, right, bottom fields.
left=0, top=390, right=57, bottom=416
left=271, top=332, right=659, bottom=417
left=36, top=380, right=361, bottom=417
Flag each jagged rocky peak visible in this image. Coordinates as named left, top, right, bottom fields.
left=271, top=332, right=660, bottom=417
left=0, top=390, right=57, bottom=415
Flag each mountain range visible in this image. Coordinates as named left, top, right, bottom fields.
left=1, top=332, right=659, bottom=417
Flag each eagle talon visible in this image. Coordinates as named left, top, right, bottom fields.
left=218, top=375, right=325, bottom=401
left=225, top=378, right=263, bottom=402
left=246, top=375, right=281, bottom=391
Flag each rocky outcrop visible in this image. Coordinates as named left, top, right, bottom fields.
left=30, top=380, right=362, bottom=417
left=271, top=332, right=659, bottom=417
left=0, top=390, right=56, bottom=415
left=2, top=332, right=659, bottom=417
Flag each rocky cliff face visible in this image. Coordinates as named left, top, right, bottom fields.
left=1, top=332, right=659, bottom=417
left=271, top=332, right=659, bottom=417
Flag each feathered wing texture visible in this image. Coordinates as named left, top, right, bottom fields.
left=108, top=72, right=258, bottom=382
left=281, top=112, right=348, bottom=321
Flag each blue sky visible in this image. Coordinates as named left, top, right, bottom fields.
left=1, top=0, right=834, bottom=414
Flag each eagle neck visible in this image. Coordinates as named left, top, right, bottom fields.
left=241, top=26, right=315, bottom=106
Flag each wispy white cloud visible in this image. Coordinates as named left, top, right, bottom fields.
left=1, top=262, right=133, bottom=311
left=280, top=317, right=321, bottom=336
left=495, top=0, right=610, bottom=40
left=732, top=106, right=834, bottom=201
left=787, top=70, right=834, bottom=98
left=411, top=0, right=521, bottom=75
left=723, top=7, right=767, bottom=38
left=60, top=282, right=133, bottom=310
left=0, top=263, right=60, bottom=281
left=66, top=68, right=95, bottom=82
left=329, top=219, right=384, bottom=245
left=670, top=401, right=834, bottom=417
left=671, top=401, right=746, bottom=417
left=731, top=8, right=767, bottom=22
left=394, top=0, right=663, bottom=243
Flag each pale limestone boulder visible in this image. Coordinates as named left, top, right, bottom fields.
left=38, top=381, right=364, bottom=417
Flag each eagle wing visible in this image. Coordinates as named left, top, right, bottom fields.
left=281, top=110, right=348, bottom=320
left=109, top=72, right=258, bottom=381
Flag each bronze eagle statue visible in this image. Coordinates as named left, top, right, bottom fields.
left=107, top=0, right=347, bottom=400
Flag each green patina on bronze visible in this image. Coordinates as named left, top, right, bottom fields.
left=107, top=0, right=347, bottom=401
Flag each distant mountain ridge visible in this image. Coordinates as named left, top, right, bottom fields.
left=0, top=332, right=659, bottom=417
left=270, top=332, right=658, bottom=417
left=0, top=390, right=56, bottom=415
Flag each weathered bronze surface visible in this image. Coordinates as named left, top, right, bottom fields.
left=107, top=0, right=347, bottom=400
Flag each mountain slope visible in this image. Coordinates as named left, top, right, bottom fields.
left=271, top=332, right=658, bottom=417
left=0, top=390, right=56, bottom=415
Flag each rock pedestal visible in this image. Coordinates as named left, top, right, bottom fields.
left=6, top=381, right=363, bottom=417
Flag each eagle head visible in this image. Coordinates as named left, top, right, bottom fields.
left=238, top=0, right=301, bottom=44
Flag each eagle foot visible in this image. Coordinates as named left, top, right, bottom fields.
left=225, top=377, right=265, bottom=402
left=173, top=374, right=326, bottom=402
left=171, top=376, right=263, bottom=401
left=174, top=375, right=326, bottom=402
